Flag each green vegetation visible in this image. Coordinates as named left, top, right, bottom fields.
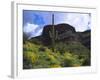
left=23, top=40, right=90, bottom=69
left=23, top=16, right=90, bottom=69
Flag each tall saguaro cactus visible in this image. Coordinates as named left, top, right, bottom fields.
left=49, top=14, right=58, bottom=52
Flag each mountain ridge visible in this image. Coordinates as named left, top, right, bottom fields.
left=28, top=23, right=90, bottom=49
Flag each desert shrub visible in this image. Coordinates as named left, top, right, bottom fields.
left=23, top=41, right=61, bottom=68
left=65, top=42, right=90, bottom=55
left=23, top=41, right=40, bottom=69
left=55, top=42, right=90, bottom=55
left=55, top=42, right=67, bottom=53
left=23, top=52, right=38, bottom=64
left=23, top=41, right=90, bottom=69
left=23, top=41, right=38, bottom=52
left=32, top=48, right=61, bottom=68
left=56, top=42, right=90, bottom=66
left=61, top=52, right=85, bottom=67
left=23, top=51, right=39, bottom=69
left=66, top=42, right=90, bottom=66
left=29, top=38, right=42, bottom=45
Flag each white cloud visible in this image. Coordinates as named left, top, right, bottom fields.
left=23, top=13, right=91, bottom=39
left=29, top=28, right=43, bottom=39
left=23, top=23, right=43, bottom=39
left=55, top=13, right=91, bottom=32
left=24, top=23, right=38, bottom=33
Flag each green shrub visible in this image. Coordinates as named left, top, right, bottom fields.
left=61, top=52, right=85, bottom=67
left=55, top=42, right=90, bottom=55
left=23, top=41, right=90, bottom=69
left=23, top=51, right=39, bottom=69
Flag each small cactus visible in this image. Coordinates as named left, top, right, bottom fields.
left=49, top=14, right=58, bottom=52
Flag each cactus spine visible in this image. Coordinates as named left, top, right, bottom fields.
left=49, top=14, right=58, bottom=52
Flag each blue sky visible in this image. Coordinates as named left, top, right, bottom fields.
left=23, top=10, right=91, bottom=39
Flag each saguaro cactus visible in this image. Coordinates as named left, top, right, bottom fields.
left=49, top=14, right=58, bottom=52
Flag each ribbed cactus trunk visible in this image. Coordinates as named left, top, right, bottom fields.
left=51, top=14, right=55, bottom=52
left=49, top=14, right=58, bottom=52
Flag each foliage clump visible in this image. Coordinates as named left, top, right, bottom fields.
left=23, top=40, right=90, bottom=69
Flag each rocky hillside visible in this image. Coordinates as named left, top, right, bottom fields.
left=30, top=23, right=90, bottom=49
left=23, top=23, right=91, bottom=69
